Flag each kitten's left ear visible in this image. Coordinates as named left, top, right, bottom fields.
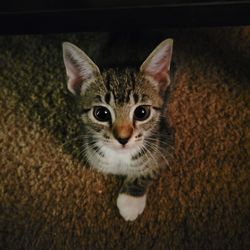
left=62, top=42, right=100, bottom=95
left=140, top=39, right=173, bottom=92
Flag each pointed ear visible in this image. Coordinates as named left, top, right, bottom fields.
left=140, top=39, right=173, bottom=92
left=62, top=42, right=100, bottom=95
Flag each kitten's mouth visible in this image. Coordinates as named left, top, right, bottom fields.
left=101, top=136, right=144, bottom=153
left=103, top=141, right=140, bottom=153
left=117, top=145, right=131, bottom=151
left=112, top=144, right=133, bottom=151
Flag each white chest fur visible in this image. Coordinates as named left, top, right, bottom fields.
left=86, top=144, right=146, bottom=176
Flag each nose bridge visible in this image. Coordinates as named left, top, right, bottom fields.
left=113, top=123, right=133, bottom=140
left=112, top=107, right=133, bottom=143
left=113, top=111, right=133, bottom=139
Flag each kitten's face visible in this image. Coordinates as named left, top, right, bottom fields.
left=63, top=39, right=173, bottom=175
left=80, top=69, right=163, bottom=154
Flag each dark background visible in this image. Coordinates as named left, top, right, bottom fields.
left=0, top=0, right=245, bottom=11
left=1, top=1, right=250, bottom=34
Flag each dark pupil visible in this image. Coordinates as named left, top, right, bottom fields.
left=94, top=107, right=111, bottom=122
left=134, top=106, right=150, bottom=121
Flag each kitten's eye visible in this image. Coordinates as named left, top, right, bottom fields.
left=93, top=106, right=111, bottom=122
left=133, top=105, right=151, bottom=121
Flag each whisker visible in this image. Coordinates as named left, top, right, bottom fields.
left=143, top=144, right=159, bottom=169
left=143, top=141, right=172, bottom=170
left=145, top=138, right=175, bottom=152
left=146, top=139, right=174, bottom=159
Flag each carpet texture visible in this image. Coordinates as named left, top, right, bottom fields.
left=0, top=27, right=249, bottom=250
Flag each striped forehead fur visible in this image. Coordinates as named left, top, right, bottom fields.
left=80, top=67, right=163, bottom=109
left=103, top=68, right=136, bottom=104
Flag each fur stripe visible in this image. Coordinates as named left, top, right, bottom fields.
left=120, top=177, right=152, bottom=197
left=92, top=145, right=105, bottom=157
left=104, top=92, right=111, bottom=104
left=132, top=148, right=146, bottom=160
left=133, top=93, right=139, bottom=104
left=153, top=106, right=161, bottom=112
left=81, top=108, right=91, bottom=114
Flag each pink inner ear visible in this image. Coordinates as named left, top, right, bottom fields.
left=65, top=58, right=83, bottom=94
left=65, top=58, right=80, bottom=81
left=67, top=77, right=82, bottom=94
left=146, top=56, right=169, bottom=83
left=152, top=57, right=169, bottom=82
left=154, top=71, right=167, bottom=83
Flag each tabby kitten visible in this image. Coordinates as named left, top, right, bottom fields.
left=62, top=39, right=173, bottom=221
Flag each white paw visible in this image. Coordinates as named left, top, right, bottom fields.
left=117, top=193, right=147, bottom=221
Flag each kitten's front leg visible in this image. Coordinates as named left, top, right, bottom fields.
left=117, top=176, right=152, bottom=221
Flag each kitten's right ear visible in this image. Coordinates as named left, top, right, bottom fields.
left=140, top=39, right=173, bottom=93
left=62, top=42, right=100, bottom=95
